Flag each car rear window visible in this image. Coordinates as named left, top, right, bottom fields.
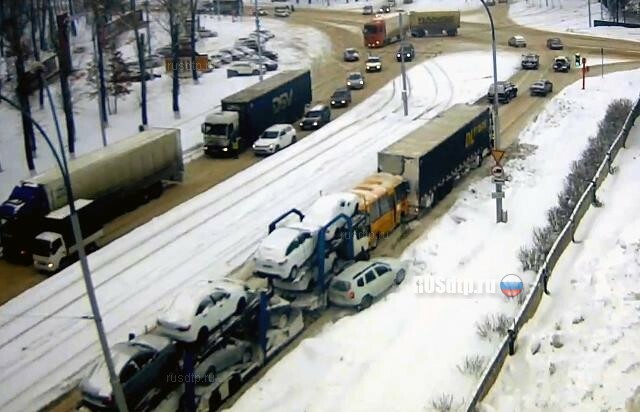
left=331, top=280, right=351, bottom=292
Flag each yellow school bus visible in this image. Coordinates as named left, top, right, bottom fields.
left=351, top=173, right=410, bottom=247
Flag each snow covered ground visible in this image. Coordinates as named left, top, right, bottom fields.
left=483, top=124, right=640, bottom=412
left=253, top=0, right=482, bottom=12
left=227, top=70, right=640, bottom=411
left=0, top=50, right=520, bottom=412
left=509, top=0, right=640, bottom=42
left=0, top=16, right=330, bottom=201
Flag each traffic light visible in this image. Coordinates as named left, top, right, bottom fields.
left=575, top=53, right=581, bottom=67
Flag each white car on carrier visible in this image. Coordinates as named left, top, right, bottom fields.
left=253, top=226, right=316, bottom=280
left=227, top=61, right=264, bottom=77
left=157, top=280, right=248, bottom=344
left=294, top=192, right=359, bottom=240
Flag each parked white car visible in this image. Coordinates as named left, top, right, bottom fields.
left=227, top=61, right=264, bottom=77
left=254, top=227, right=316, bottom=280
left=157, top=280, right=248, bottom=343
left=252, top=124, right=297, bottom=155
left=274, top=7, right=291, bottom=17
left=328, top=258, right=407, bottom=310
left=295, top=192, right=360, bottom=240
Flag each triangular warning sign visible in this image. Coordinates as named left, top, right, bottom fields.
left=491, top=149, right=506, bottom=165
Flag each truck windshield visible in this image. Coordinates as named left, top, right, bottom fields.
left=363, top=24, right=379, bottom=35
left=33, top=238, right=52, bottom=256
left=203, top=123, right=228, bottom=135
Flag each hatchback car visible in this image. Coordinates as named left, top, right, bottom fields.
left=379, top=4, right=391, bottom=13
left=80, top=333, right=180, bottom=411
left=261, top=49, right=279, bottom=61
left=546, top=37, right=564, bottom=50
left=508, top=35, right=527, bottom=48
left=487, top=80, right=518, bottom=103
left=274, top=7, right=290, bottom=17
left=252, top=124, right=297, bottom=155
left=362, top=5, right=374, bottom=14
left=245, top=55, right=278, bottom=71
left=553, top=56, right=571, bottom=72
left=346, top=71, right=365, bottom=90
left=343, top=48, right=360, bottom=62
left=529, top=79, right=553, bottom=96
left=299, top=104, right=331, bottom=130
left=157, top=280, right=248, bottom=343
left=329, top=258, right=406, bottom=310
left=254, top=227, right=316, bottom=279
left=365, top=55, right=382, bottom=72
left=330, top=87, right=352, bottom=108
left=396, top=42, right=415, bottom=62
left=227, top=61, right=264, bottom=77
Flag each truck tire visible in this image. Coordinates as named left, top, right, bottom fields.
left=446, top=29, right=457, bottom=36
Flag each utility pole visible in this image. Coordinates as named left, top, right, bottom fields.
left=254, top=0, right=264, bottom=81
left=398, top=12, right=408, bottom=116
left=144, top=1, right=152, bottom=55
left=56, top=13, right=76, bottom=156
left=588, top=0, right=592, bottom=27
left=92, top=24, right=108, bottom=146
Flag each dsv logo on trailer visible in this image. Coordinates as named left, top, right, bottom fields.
left=272, top=90, right=293, bottom=114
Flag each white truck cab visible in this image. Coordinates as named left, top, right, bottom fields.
left=202, top=111, right=240, bottom=155
left=32, top=199, right=103, bottom=273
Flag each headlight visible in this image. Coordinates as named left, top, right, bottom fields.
left=299, top=122, right=303, bottom=126
left=331, top=100, right=335, bottom=104
left=252, top=143, right=257, bottom=149
left=47, top=263, right=54, bottom=268
left=313, top=121, right=318, bottom=126
left=406, top=53, right=410, bottom=57
left=269, top=144, right=275, bottom=149
left=222, top=148, right=228, bottom=151
left=376, top=64, right=380, bottom=68
left=347, top=81, right=351, bottom=85
left=341, top=100, right=345, bottom=103
left=359, top=80, right=363, bottom=84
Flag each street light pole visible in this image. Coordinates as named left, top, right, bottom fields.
left=480, top=0, right=500, bottom=150
left=254, top=0, right=264, bottom=81
left=588, top=0, right=592, bottom=27
left=398, top=11, right=408, bottom=116
left=0, top=87, right=130, bottom=412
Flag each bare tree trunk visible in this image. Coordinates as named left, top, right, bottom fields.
left=0, top=0, right=5, bottom=57
left=95, top=17, right=109, bottom=126
left=169, top=4, right=180, bottom=117
left=56, top=12, right=76, bottom=155
left=131, top=0, right=148, bottom=128
left=190, top=0, right=198, bottom=82
left=30, top=0, right=45, bottom=109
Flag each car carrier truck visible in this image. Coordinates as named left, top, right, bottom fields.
left=409, top=11, right=460, bottom=37
left=0, top=128, right=184, bottom=263
left=202, top=69, right=312, bottom=157
left=377, top=104, right=492, bottom=216
left=32, top=199, right=103, bottom=273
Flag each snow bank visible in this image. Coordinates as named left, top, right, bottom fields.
left=228, top=69, right=640, bottom=411
left=483, top=123, right=640, bottom=411
left=509, top=0, right=640, bottom=42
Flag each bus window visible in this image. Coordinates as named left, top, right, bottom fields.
left=379, top=195, right=393, bottom=216
left=369, top=199, right=381, bottom=221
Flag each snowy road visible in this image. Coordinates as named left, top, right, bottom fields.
left=0, top=51, right=519, bottom=411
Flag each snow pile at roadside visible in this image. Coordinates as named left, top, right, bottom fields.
left=483, top=124, right=640, bottom=411
left=0, top=51, right=520, bottom=412
left=0, top=16, right=330, bottom=201
left=227, top=70, right=640, bottom=411
left=510, top=0, right=640, bottom=42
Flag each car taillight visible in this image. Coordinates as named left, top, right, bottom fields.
left=348, top=291, right=355, bottom=299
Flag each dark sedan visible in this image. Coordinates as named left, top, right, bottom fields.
left=546, top=37, right=564, bottom=50
left=80, top=334, right=180, bottom=411
left=330, top=87, right=352, bottom=108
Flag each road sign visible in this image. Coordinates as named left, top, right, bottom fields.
left=491, top=149, right=506, bottom=165
left=492, top=191, right=505, bottom=199
left=491, top=165, right=504, bottom=178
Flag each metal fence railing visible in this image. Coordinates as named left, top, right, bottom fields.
left=466, top=93, right=640, bottom=411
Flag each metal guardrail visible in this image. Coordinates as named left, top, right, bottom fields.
left=466, top=93, right=640, bottom=411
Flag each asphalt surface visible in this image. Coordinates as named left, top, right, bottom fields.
left=7, top=4, right=640, bottom=410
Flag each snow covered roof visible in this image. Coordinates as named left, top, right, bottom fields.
left=260, top=227, right=304, bottom=249
left=222, top=69, right=309, bottom=104
left=45, top=199, right=93, bottom=220
left=380, top=104, right=488, bottom=158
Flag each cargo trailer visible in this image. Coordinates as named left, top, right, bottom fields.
left=202, top=69, right=312, bottom=157
left=377, top=104, right=492, bottom=215
left=0, top=128, right=183, bottom=262
left=409, top=11, right=460, bottom=37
